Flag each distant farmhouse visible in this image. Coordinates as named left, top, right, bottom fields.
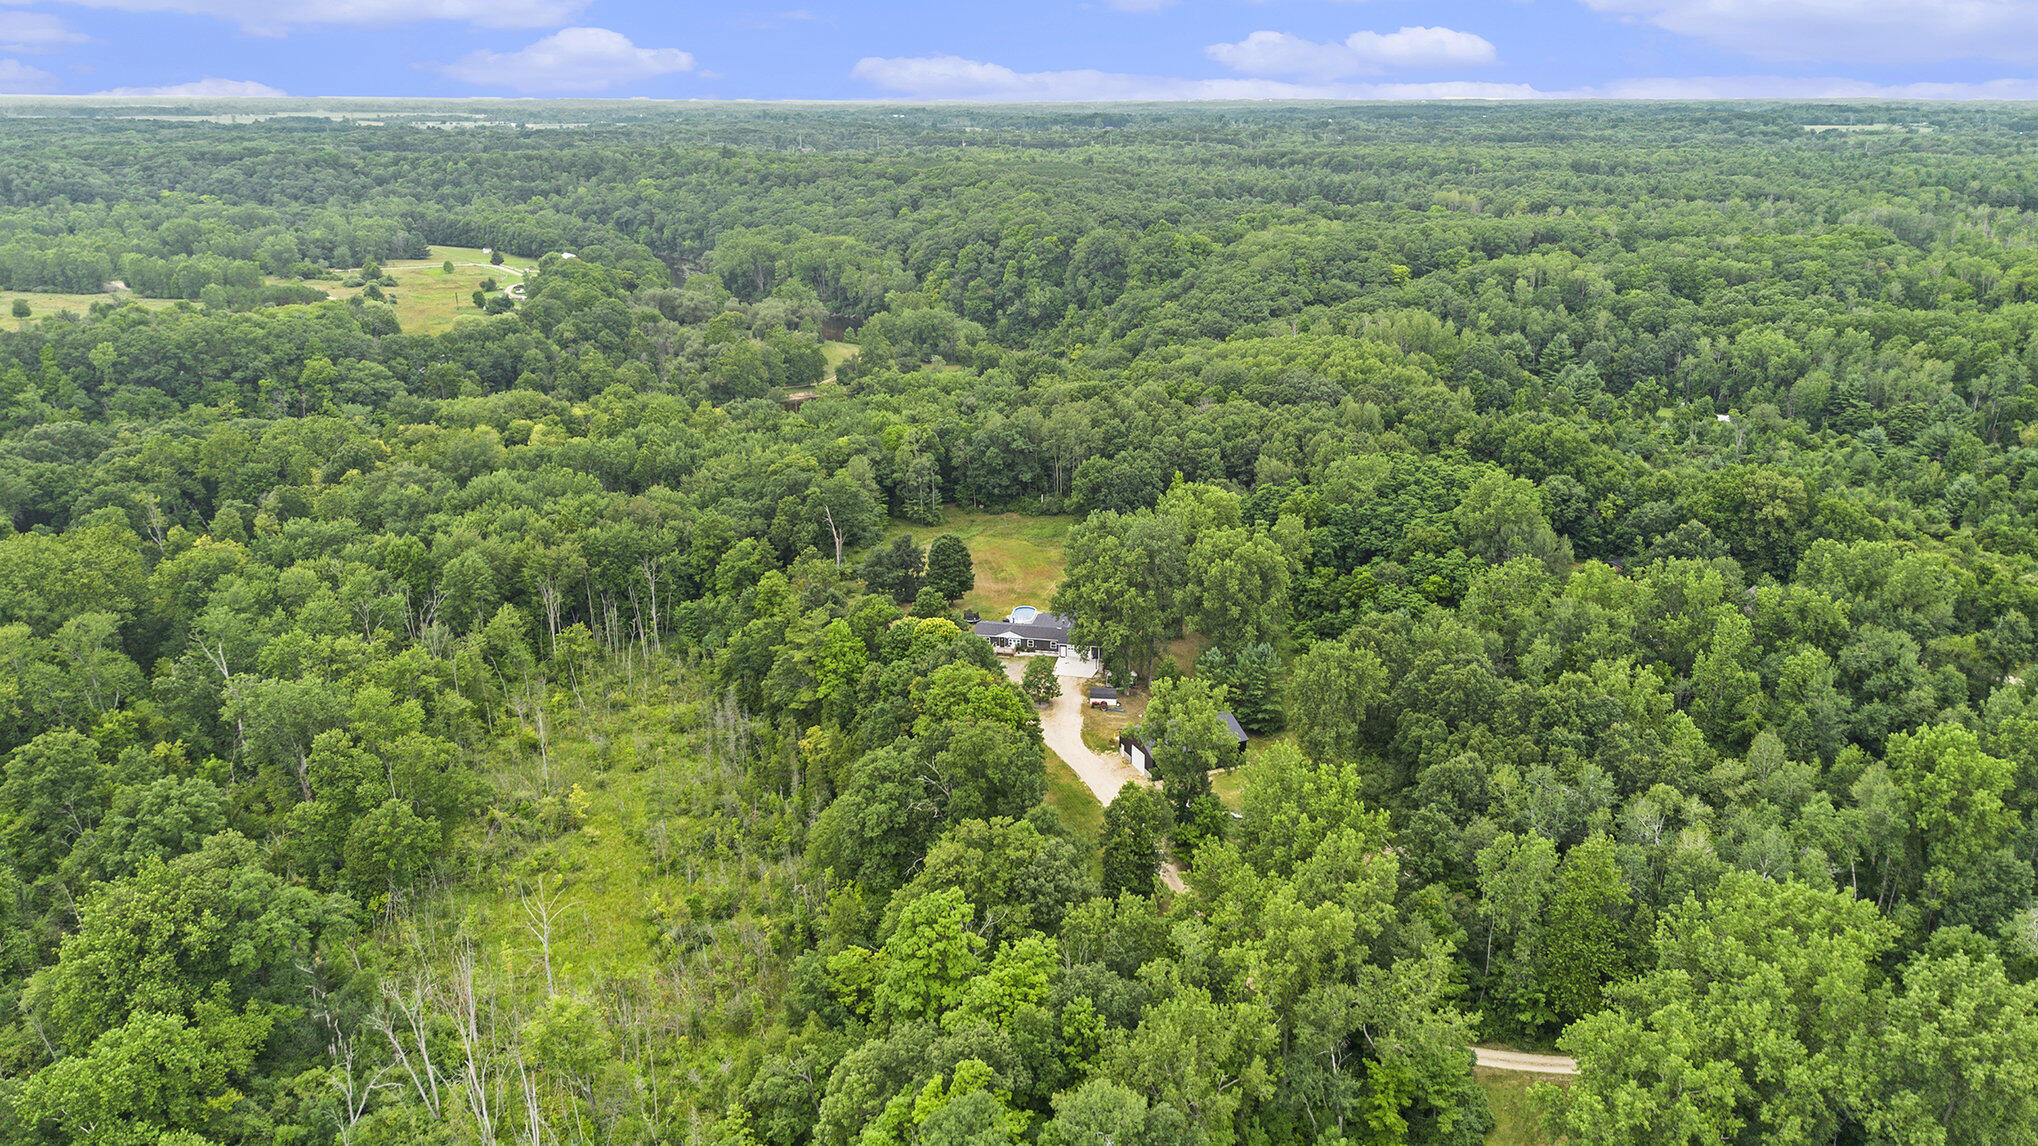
left=972, top=606, right=1095, bottom=659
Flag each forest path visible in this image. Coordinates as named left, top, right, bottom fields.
left=1471, top=1048, right=1578, bottom=1075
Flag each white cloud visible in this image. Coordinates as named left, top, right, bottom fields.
left=1206, top=26, right=1498, bottom=79
left=4, top=0, right=584, bottom=35
left=1582, top=0, right=2038, bottom=65
left=0, top=11, right=88, bottom=52
left=850, top=55, right=1539, bottom=100
left=439, top=27, right=695, bottom=94
left=0, top=56, right=56, bottom=90
left=850, top=55, right=2038, bottom=103
left=97, top=76, right=288, bottom=96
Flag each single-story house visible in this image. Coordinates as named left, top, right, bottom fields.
left=1088, top=685, right=1118, bottom=709
left=1217, top=711, right=1248, bottom=757
left=1119, top=732, right=1152, bottom=776
left=973, top=606, right=1086, bottom=656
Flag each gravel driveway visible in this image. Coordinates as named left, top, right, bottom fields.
left=1002, top=658, right=1147, bottom=805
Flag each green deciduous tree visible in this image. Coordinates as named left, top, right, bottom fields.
left=1454, top=470, right=1572, bottom=575
left=887, top=816, right=1089, bottom=943
left=1288, top=636, right=1385, bottom=764
left=1100, top=782, right=1168, bottom=899
left=1021, top=656, right=1060, bottom=705
left=1852, top=947, right=2038, bottom=1145
left=24, top=831, right=343, bottom=1053
left=1133, top=677, right=1232, bottom=822
left=2, top=728, right=109, bottom=878
left=1556, top=872, right=1894, bottom=1145
left=1532, top=834, right=1636, bottom=1027
left=862, top=534, right=926, bottom=604
left=1053, top=511, right=1175, bottom=684
left=1185, top=527, right=1288, bottom=650
left=866, top=887, right=986, bottom=1025
left=1102, top=970, right=1277, bottom=1146
left=12, top=998, right=275, bottom=1146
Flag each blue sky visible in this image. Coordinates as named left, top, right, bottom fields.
left=5, top=0, right=2038, bottom=100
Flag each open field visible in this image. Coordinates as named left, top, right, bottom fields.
left=323, top=245, right=540, bottom=335
left=1210, top=767, right=1247, bottom=811
left=5, top=246, right=539, bottom=335
left=1161, top=632, right=1212, bottom=673
left=878, top=508, right=1070, bottom=620
left=1, top=288, right=176, bottom=317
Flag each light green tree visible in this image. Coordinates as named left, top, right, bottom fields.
left=1287, top=636, right=1385, bottom=764
left=1185, top=527, right=1288, bottom=650
left=1101, top=782, right=1168, bottom=898
left=1454, top=470, right=1572, bottom=574
left=1556, top=872, right=1894, bottom=1145
left=1134, top=677, right=1233, bottom=820
left=1021, top=656, right=1060, bottom=705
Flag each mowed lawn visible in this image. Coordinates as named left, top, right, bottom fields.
left=878, top=508, right=1071, bottom=620
left=325, top=245, right=541, bottom=335
left=1045, top=750, right=1104, bottom=860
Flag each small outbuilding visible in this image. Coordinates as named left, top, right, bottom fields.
left=1119, top=732, right=1152, bottom=776
left=1217, top=711, right=1248, bottom=756
left=1088, top=685, right=1118, bottom=709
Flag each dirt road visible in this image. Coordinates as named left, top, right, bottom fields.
left=1471, top=1048, right=1578, bottom=1075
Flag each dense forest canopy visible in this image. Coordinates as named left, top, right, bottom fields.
left=1, top=99, right=2037, bottom=1145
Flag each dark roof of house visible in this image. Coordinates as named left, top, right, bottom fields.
left=1217, top=711, right=1247, bottom=744
left=1089, top=686, right=1119, bottom=700
left=972, top=612, right=1073, bottom=643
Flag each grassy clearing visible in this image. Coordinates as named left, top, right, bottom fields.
left=878, top=508, right=1071, bottom=621
left=1161, top=632, right=1213, bottom=673
left=1210, top=767, right=1248, bottom=811
left=1477, top=1069, right=1561, bottom=1145
left=1045, top=749, right=1104, bottom=857
left=449, top=681, right=704, bottom=983
left=324, top=245, right=542, bottom=335
left=822, top=340, right=859, bottom=379
left=1, top=288, right=176, bottom=317
left=1081, top=693, right=1139, bottom=756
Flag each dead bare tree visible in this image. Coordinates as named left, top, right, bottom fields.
left=323, top=1001, right=397, bottom=1143
left=448, top=941, right=502, bottom=1142
left=196, top=637, right=249, bottom=757
left=535, top=572, right=564, bottom=658
left=505, top=675, right=554, bottom=794
left=514, top=1045, right=547, bottom=1146
left=821, top=502, right=847, bottom=568
left=520, top=876, right=578, bottom=998
left=369, top=963, right=446, bottom=1121
left=638, top=554, right=665, bottom=655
